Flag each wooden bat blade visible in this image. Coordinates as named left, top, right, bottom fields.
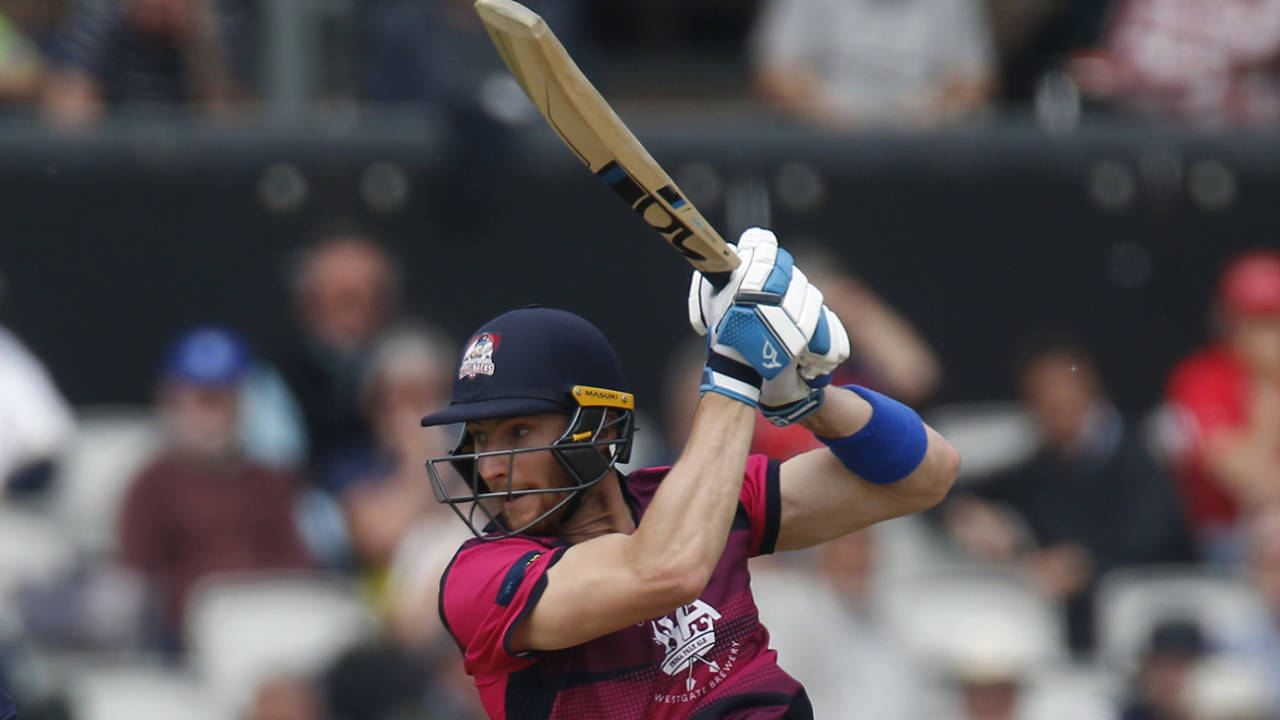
left=474, top=0, right=738, bottom=274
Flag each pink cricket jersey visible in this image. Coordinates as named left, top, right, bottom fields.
left=438, top=455, right=811, bottom=719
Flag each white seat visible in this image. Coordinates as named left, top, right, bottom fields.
left=51, top=407, right=163, bottom=557
left=186, top=572, right=378, bottom=714
left=1094, top=566, right=1268, bottom=674
left=875, top=569, right=1067, bottom=675
left=66, top=661, right=224, bottom=720
left=0, top=506, right=77, bottom=599
left=1023, top=662, right=1121, bottom=720
left=924, top=402, right=1039, bottom=485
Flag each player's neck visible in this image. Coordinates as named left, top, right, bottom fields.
left=558, top=470, right=635, bottom=544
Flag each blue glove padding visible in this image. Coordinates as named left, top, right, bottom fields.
left=689, top=229, right=826, bottom=406
left=758, top=305, right=850, bottom=425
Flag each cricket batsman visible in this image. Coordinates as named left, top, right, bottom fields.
left=424, top=229, right=961, bottom=718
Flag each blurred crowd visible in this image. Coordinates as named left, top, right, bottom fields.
left=1, top=227, right=1279, bottom=720
left=0, top=0, right=1275, bottom=130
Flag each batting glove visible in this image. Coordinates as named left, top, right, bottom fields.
left=759, top=306, right=851, bottom=425
left=689, top=228, right=825, bottom=406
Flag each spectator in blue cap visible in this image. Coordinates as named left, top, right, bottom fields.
left=117, top=326, right=311, bottom=652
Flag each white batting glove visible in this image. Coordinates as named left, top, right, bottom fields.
left=759, top=305, right=851, bottom=425
left=688, top=228, right=826, bottom=405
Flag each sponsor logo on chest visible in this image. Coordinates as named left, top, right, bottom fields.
left=648, top=599, right=740, bottom=698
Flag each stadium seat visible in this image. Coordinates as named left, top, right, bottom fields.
left=924, top=402, right=1039, bottom=485
left=874, top=568, right=1067, bottom=672
left=50, top=407, right=163, bottom=557
left=1022, top=661, right=1120, bottom=720
left=66, top=661, right=224, bottom=720
left=1094, top=565, right=1269, bottom=674
left=186, top=572, right=378, bottom=714
left=0, top=506, right=77, bottom=600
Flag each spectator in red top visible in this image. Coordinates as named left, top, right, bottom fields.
left=119, top=326, right=311, bottom=651
left=1166, top=249, right=1280, bottom=563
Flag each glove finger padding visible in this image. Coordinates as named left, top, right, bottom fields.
left=688, top=269, right=709, bottom=336
left=686, top=233, right=773, bottom=339
left=714, top=244, right=824, bottom=380
left=798, top=306, right=850, bottom=380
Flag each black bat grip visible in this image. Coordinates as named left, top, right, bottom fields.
left=701, top=270, right=733, bottom=290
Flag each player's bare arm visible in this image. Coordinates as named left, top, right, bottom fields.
left=512, top=393, right=755, bottom=652
left=774, top=386, right=960, bottom=551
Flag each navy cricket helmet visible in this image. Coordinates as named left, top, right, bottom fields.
left=422, top=307, right=636, bottom=539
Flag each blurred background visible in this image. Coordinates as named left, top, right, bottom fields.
left=0, top=0, right=1279, bottom=718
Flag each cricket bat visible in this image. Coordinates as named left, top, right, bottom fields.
left=474, top=0, right=739, bottom=275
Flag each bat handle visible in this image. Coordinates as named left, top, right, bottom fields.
left=701, top=270, right=733, bottom=291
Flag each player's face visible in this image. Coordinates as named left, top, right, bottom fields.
left=467, top=413, right=576, bottom=534
left=1226, top=313, right=1280, bottom=378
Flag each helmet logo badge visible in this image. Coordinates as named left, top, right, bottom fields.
left=458, top=333, right=501, bottom=379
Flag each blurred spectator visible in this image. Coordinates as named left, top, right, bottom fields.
left=951, top=672, right=1023, bottom=720
left=279, top=231, right=401, bottom=492
left=659, top=337, right=706, bottom=462
left=1166, top=250, right=1280, bottom=563
left=1182, top=656, right=1276, bottom=720
left=1068, top=0, right=1280, bottom=126
left=752, top=529, right=930, bottom=719
left=326, top=324, right=456, bottom=575
left=750, top=0, right=995, bottom=129
left=249, top=675, right=325, bottom=720
left=751, top=246, right=941, bottom=460
left=119, top=326, right=311, bottom=650
left=0, top=1, right=49, bottom=105
left=1121, top=619, right=1208, bottom=720
left=43, top=0, right=254, bottom=129
left=359, top=0, right=583, bottom=111
left=1234, top=506, right=1280, bottom=697
left=985, top=0, right=1114, bottom=102
left=934, top=617, right=1037, bottom=720
left=0, top=315, right=75, bottom=499
left=945, top=337, right=1192, bottom=652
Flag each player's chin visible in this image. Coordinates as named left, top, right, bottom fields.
left=503, top=493, right=569, bottom=535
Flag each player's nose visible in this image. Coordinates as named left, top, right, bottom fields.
left=477, top=452, right=510, bottom=489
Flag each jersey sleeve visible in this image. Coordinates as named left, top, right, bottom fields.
left=739, top=454, right=783, bottom=557
left=439, top=538, right=568, bottom=675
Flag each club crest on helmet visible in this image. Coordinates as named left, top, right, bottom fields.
left=459, top=333, right=501, bottom=379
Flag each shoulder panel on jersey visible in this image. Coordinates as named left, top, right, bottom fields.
left=502, top=546, right=568, bottom=658
left=497, top=550, right=546, bottom=606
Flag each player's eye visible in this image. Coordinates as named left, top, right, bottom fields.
left=471, top=430, right=488, bottom=447
left=514, top=426, right=532, bottom=439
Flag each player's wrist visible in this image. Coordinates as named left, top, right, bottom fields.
left=759, top=369, right=829, bottom=426
left=815, top=385, right=927, bottom=485
left=760, top=377, right=828, bottom=426
left=701, top=353, right=763, bottom=407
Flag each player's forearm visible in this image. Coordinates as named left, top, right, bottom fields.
left=800, top=384, right=872, bottom=438
left=803, top=385, right=958, bottom=506
left=627, top=393, right=754, bottom=600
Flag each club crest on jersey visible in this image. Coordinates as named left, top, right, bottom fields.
left=458, top=333, right=501, bottom=379
left=651, top=599, right=723, bottom=689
